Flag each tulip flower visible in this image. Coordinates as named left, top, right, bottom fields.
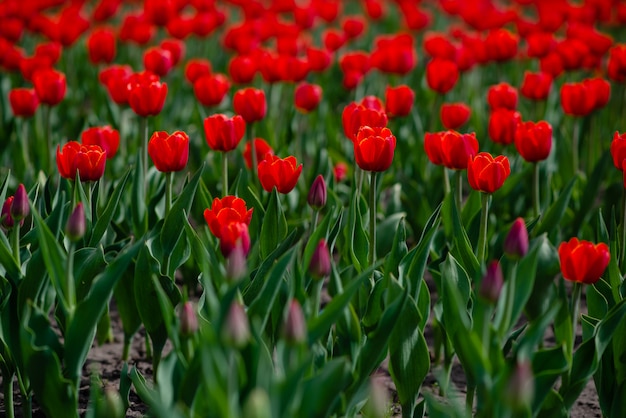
left=342, top=100, right=388, bottom=142
left=441, top=131, right=479, bottom=170
left=467, top=152, right=511, bottom=194
left=1, top=196, right=17, bottom=230
left=160, top=38, right=184, bottom=66
left=487, top=82, right=518, bottom=110
left=147, top=131, right=189, bottom=173
left=370, top=34, right=416, bottom=75
left=440, top=103, right=470, bottom=130
left=184, top=58, right=212, bottom=84
left=203, top=114, right=245, bottom=153
left=294, top=82, right=323, bottom=113
left=143, top=47, right=173, bottom=77
left=99, top=65, right=133, bottom=105
left=33, top=68, right=66, bottom=106
left=9, top=88, right=39, bottom=118
left=485, top=29, right=518, bottom=62
left=520, top=71, right=552, bottom=101
left=219, top=222, right=251, bottom=258
left=283, top=300, right=306, bottom=344
left=257, top=155, right=303, bottom=194
left=514, top=121, right=552, bottom=163
left=81, top=126, right=120, bottom=159
left=233, top=87, right=267, bottom=123
left=426, top=58, right=459, bottom=94
left=353, top=126, right=396, bottom=173
left=479, top=261, right=504, bottom=304
left=488, top=108, right=521, bottom=145
left=65, top=203, right=86, bottom=242
left=57, top=141, right=107, bottom=182
left=193, top=73, right=230, bottom=107
left=309, top=239, right=331, bottom=280
left=504, top=218, right=529, bottom=260
left=611, top=132, right=626, bottom=171
left=203, top=196, right=254, bottom=239
left=423, top=32, right=457, bottom=60
left=87, top=27, right=116, bottom=64
left=333, top=162, right=348, bottom=182
left=128, top=72, right=168, bottom=117
left=608, top=44, right=626, bottom=83
left=228, top=55, right=257, bottom=84
left=307, top=175, right=327, bottom=211
left=560, top=82, right=595, bottom=117
left=243, top=138, right=274, bottom=170
left=384, top=85, right=414, bottom=118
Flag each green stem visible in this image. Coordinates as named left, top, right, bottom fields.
left=443, top=167, right=450, bottom=196
left=455, top=170, right=463, bottom=211
left=533, top=163, right=540, bottom=218
left=11, top=223, right=20, bottom=266
left=141, top=117, right=149, bottom=194
left=571, top=282, right=582, bottom=349
left=43, top=104, right=51, bottom=174
left=356, top=167, right=364, bottom=198
left=466, top=382, right=475, bottom=416
left=622, top=189, right=626, bottom=268
left=21, top=393, right=32, bottom=418
left=165, top=171, right=173, bottom=217
left=369, top=172, right=378, bottom=265
left=20, top=119, right=32, bottom=181
left=66, top=242, right=76, bottom=323
left=572, top=120, right=580, bottom=175
left=499, top=263, right=517, bottom=338
left=222, top=152, right=228, bottom=196
left=311, top=279, right=324, bottom=319
left=477, top=193, right=490, bottom=263
left=311, top=210, right=319, bottom=235
left=4, top=374, right=14, bottom=418
left=122, top=335, right=131, bottom=362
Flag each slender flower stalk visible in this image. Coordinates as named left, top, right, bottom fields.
left=165, top=172, right=173, bottom=216
left=369, top=172, right=378, bottom=264
left=43, top=104, right=52, bottom=173
left=622, top=191, right=626, bottom=267
left=477, top=193, right=490, bottom=262
left=570, top=282, right=582, bottom=349
left=533, top=163, right=540, bottom=217
left=455, top=170, right=463, bottom=211
left=141, top=117, right=149, bottom=191
left=443, top=168, right=451, bottom=196
left=222, top=152, right=228, bottom=196
left=4, top=376, right=14, bottom=418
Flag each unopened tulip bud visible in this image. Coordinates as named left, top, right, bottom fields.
left=179, top=301, right=198, bottom=337
left=284, top=300, right=306, bottom=344
left=307, top=174, right=327, bottom=210
left=309, top=239, right=331, bottom=280
left=479, top=261, right=503, bottom=304
left=504, top=360, right=534, bottom=412
left=504, top=217, right=529, bottom=259
left=242, top=388, right=271, bottom=418
left=10, top=184, right=29, bottom=222
left=65, top=203, right=85, bottom=242
left=223, top=302, right=250, bottom=348
left=1, top=196, right=16, bottom=230
left=96, top=388, right=125, bottom=418
left=226, top=240, right=247, bottom=281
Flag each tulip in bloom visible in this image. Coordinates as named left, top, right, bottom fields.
left=560, top=82, right=595, bottom=117
left=520, top=72, right=552, bottom=101
left=203, top=114, right=246, bottom=152
left=440, top=103, right=470, bottom=130
left=488, top=108, right=522, bottom=145
left=243, top=138, right=274, bottom=169
left=426, top=58, right=459, bottom=94
left=257, top=155, right=303, bottom=194
left=147, top=131, right=189, bottom=173
left=294, top=82, right=323, bottom=113
left=143, top=47, right=174, bottom=77
left=584, top=78, right=610, bottom=111
left=87, top=27, right=116, bottom=64
left=514, top=121, right=552, bottom=163
left=423, top=32, right=457, bottom=60
left=233, top=88, right=266, bottom=123
left=194, top=73, right=230, bottom=107
left=99, top=65, right=133, bottom=105
left=184, top=58, right=212, bottom=84
left=353, top=126, right=396, bottom=172
left=485, top=29, right=518, bottom=62
left=204, top=195, right=254, bottom=239
left=487, top=82, right=518, bottom=110
left=9, top=88, right=39, bottom=117
left=228, top=55, right=257, bottom=84
left=57, top=141, right=107, bottom=182
left=384, top=85, right=414, bottom=118
left=558, top=238, right=610, bottom=284
left=81, top=125, right=120, bottom=159
left=342, top=100, right=388, bottom=141
left=611, top=132, right=626, bottom=171
left=160, top=39, right=184, bottom=66
left=33, top=68, right=66, bottom=106
left=426, top=131, right=479, bottom=170
left=608, top=45, right=626, bottom=83
left=128, top=72, right=168, bottom=117
left=467, top=152, right=511, bottom=194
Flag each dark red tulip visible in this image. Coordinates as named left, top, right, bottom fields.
left=243, top=138, right=274, bottom=170
left=539, top=52, right=564, bottom=78
left=143, top=47, right=174, bottom=77
left=556, top=38, right=589, bottom=71
left=20, top=55, right=53, bottom=82
left=608, top=45, right=626, bottom=83
left=487, top=83, right=518, bottom=110
left=56, top=141, right=106, bottom=182
left=354, top=126, right=396, bottom=172
left=584, top=78, right=610, bottom=111
left=306, top=46, right=332, bottom=73
left=33, top=68, right=66, bottom=106
left=425, top=130, right=479, bottom=170
left=610, top=132, right=626, bottom=171
left=294, top=82, right=323, bottom=113
left=467, top=152, right=511, bottom=194
left=423, top=32, right=457, bottom=60
left=440, top=103, right=471, bottom=130
left=160, top=39, right=185, bottom=66
left=128, top=72, right=168, bottom=117
left=485, top=29, right=518, bottom=62
left=203, top=114, right=246, bottom=152
left=233, top=88, right=266, bottom=123
left=488, top=108, right=522, bottom=145
left=9, top=88, right=39, bottom=118
left=560, top=82, right=595, bottom=117
left=185, top=58, right=212, bottom=84
left=87, top=27, right=116, bottom=64
left=323, top=28, right=346, bottom=52
left=525, top=32, right=556, bottom=58
left=258, top=155, right=303, bottom=194
left=203, top=195, right=253, bottom=239
left=426, top=58, right=459, bottom=94
left=119, top=13, right=154, bottom=45
left=514, top=120, right=552, bottom=163
left=81, top=125, right=120, bottom=159
left=370, top=34, right=416, bottom=75
left=100, top=64, right=133, bottom=105
left=342, top=16, right=366, bottom=40
left=148, top=130, right=189, bottom=173
left=194, top=73, right=230, bottom=107
left=558, top=238, right=609, bottom=285
left=385, top=85, right=414, bottom=118
left=520, top=71, right=552, bottom=101
left=342, top=100, right=388, bottom=142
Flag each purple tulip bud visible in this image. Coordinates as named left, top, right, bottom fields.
left=504, top=360, right=534, bottom=411
left=307, top=174, right=327, bottom=210
left=226, top=240, right=247, bottom=282
left=479, top=260, right=504, bottom=304
left=284, top=300, right=306, bottom=344
left=10, top=184, right=29, bottom=222
left=65, top=203, right=85, bottom=241
left=309, top=239, right=331, bottom=280
left=223, top=302, right=250, bottom=348
left=179, top=301, right=198, bottom=337
left=504, top=217, right=529, bottom=259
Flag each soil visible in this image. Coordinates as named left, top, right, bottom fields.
left=0, top=287, right=602, bottom=418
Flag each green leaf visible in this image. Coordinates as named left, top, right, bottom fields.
left=377, top=212, right=406, bottom=262
left=113, top=268, right=142, bottom=341
left=534, top=175, right=578, bottom=237
left=0, top=227, right=21, bottom=283
left=302, top=206, right=342, bottom=273
left=532, top=346, right=568, bottom=414
left=131, top=152, right=147, bottom=236
left=384, top=216, right=408, bottom=279
left=442, top=192, right=480, bottom=278
left=129, top=367, right=185, bottom=418
left=346, top=192, right=369, bottom=272
left=89, top=168, right=131, bottom=246
left=64, top=240, right=142, bottom=383
left=299, top=359, right=352, bottom=418
left=74, top=247, right=107, bottom=301
left=259, top=188, right=288, bottom=259
left=389, top=295, right=430, bottom=416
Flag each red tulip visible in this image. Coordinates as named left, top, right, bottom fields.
left=20, top=55, right=54, bottom=82
left=424, top=132, right=445, bottom=166
left=306, top=46, right=332, bottom=73
left=119, top=14, right=154, bottom=45
left=385, top=85, right=414, bottom=118
left=440, top=103, right=471, bottom=130
left=370, top=34, right=416, bottom=75
left=488, top=108, right=522, bottom=145
left=485, top=29, right=518, bottom=62
left=147, top=130, right=189, bottom=173
left=1, top=196, right=18, bottom=230
left=160, top=38, right=185, bottom=66
left=81, top=125, right=120, bottom=159
left=487, top=83, right=518, bottom=110
left=185, top=58, right=212, bottom=84
left=100, top=65, right=133, bottom=106
left=203, top=195, right=253, bottom=239
left=243, top=138, right=274, bottom=170
left=257, top=155, right=303, bottom=194
left=233, top=88, right=266, bottom=123
left=526, top=32, right=556, bottom=58
left=228, top=55, right=257, bottom=84
left=353, top=126, right=396, bottom=172
left=323, top=28, right=346, bottom=52
left=608, top=45, right=626, bottom=83
left=514, top=121, right=552, bottom=163
left=584, top=78, right=610, bottom=111
left=87, top=27, right=116, bottom=64
left=333, top=162, right=348, bottom=182
left=556, top=38, right=588, bottom=71
left=520, top=72, right=552, bottom=101
left=539, top=52, right=564, bottom=78
left=9, top=88, right=39, bottom=117
left=33, top=68, right=66, bottom=106
left=204, top=114, right=246, bottom=152
left=342, top=16, right=366, bottom=40
left=558, top=238, right=609, bottom=284
left=294, top=82, right=323, bottom=113
left=57, top=141, right=106, bottom=182
left=423, top=32, right=457, bottom=60
left=610, top=132, right=626, bottom=171
left=560, top=82, right=595, bottom=117
left=219, top=222, right=251, bottom=258
left=426, top=58, right=459, bottom=94
left=441, top=131, right=479, bottom=170
left=467, top=152, right=511, bottom=194
left=128, top=72, right=168, bottom=117
left=143, top=47, right=174, bottom=77
left=342, top=100, right=388, bottom=142
left=194, top=73, right=230, bottom=107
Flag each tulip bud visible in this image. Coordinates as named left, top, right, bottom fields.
left=242, top=388, right=272, bottom=418
left=309, top=239, right=331, bottom=280
left=479, top=261, right=503, bottom=304
left=1, top=196, right=15, bottom=230
left=179, top=301, right=198, bottom=337
left=10, top=184, right=29, bottom=222
left=65, top=203, right=85, bottom=242
left=307, top=175, right=327, bottom=210
left=226, top=240, right=248, bottom=282
left=504, top=361, right=534, bottom=412
left=284, top=300, right=306, bottom=344
left=222, top=302, right=250, bottom=348
left=95, top=388, right=125, bottom=418
left=363, top=377, right=389, bottom=418
left=504, top=218, right=529, bottom=259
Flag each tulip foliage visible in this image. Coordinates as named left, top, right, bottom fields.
left=3, top=1, right=626, bottom=418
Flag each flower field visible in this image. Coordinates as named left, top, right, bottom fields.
left=2, top=0, right=626, bottom=417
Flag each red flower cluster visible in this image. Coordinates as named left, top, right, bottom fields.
left=148, top=131, right=189, bottom=173
left=204, top=114, right=246, bottom=152
left=424, top=130, right=478, bottom=170
left=559, top=238, right=609, bottom=285
left=467, top=152, right=511, bottom=194
left=560, top=78, right=610, bottom=117
left=204, top=196, right=253, bottom=258
left=81, top=126, right=120, bottom=159
left=342, top=96, right=388, bottom=141
left=258, top=155, right=303, bottom=194
left=57, top=142, right=106, bottom=182
left=353, top=126, right=396, bottom=172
